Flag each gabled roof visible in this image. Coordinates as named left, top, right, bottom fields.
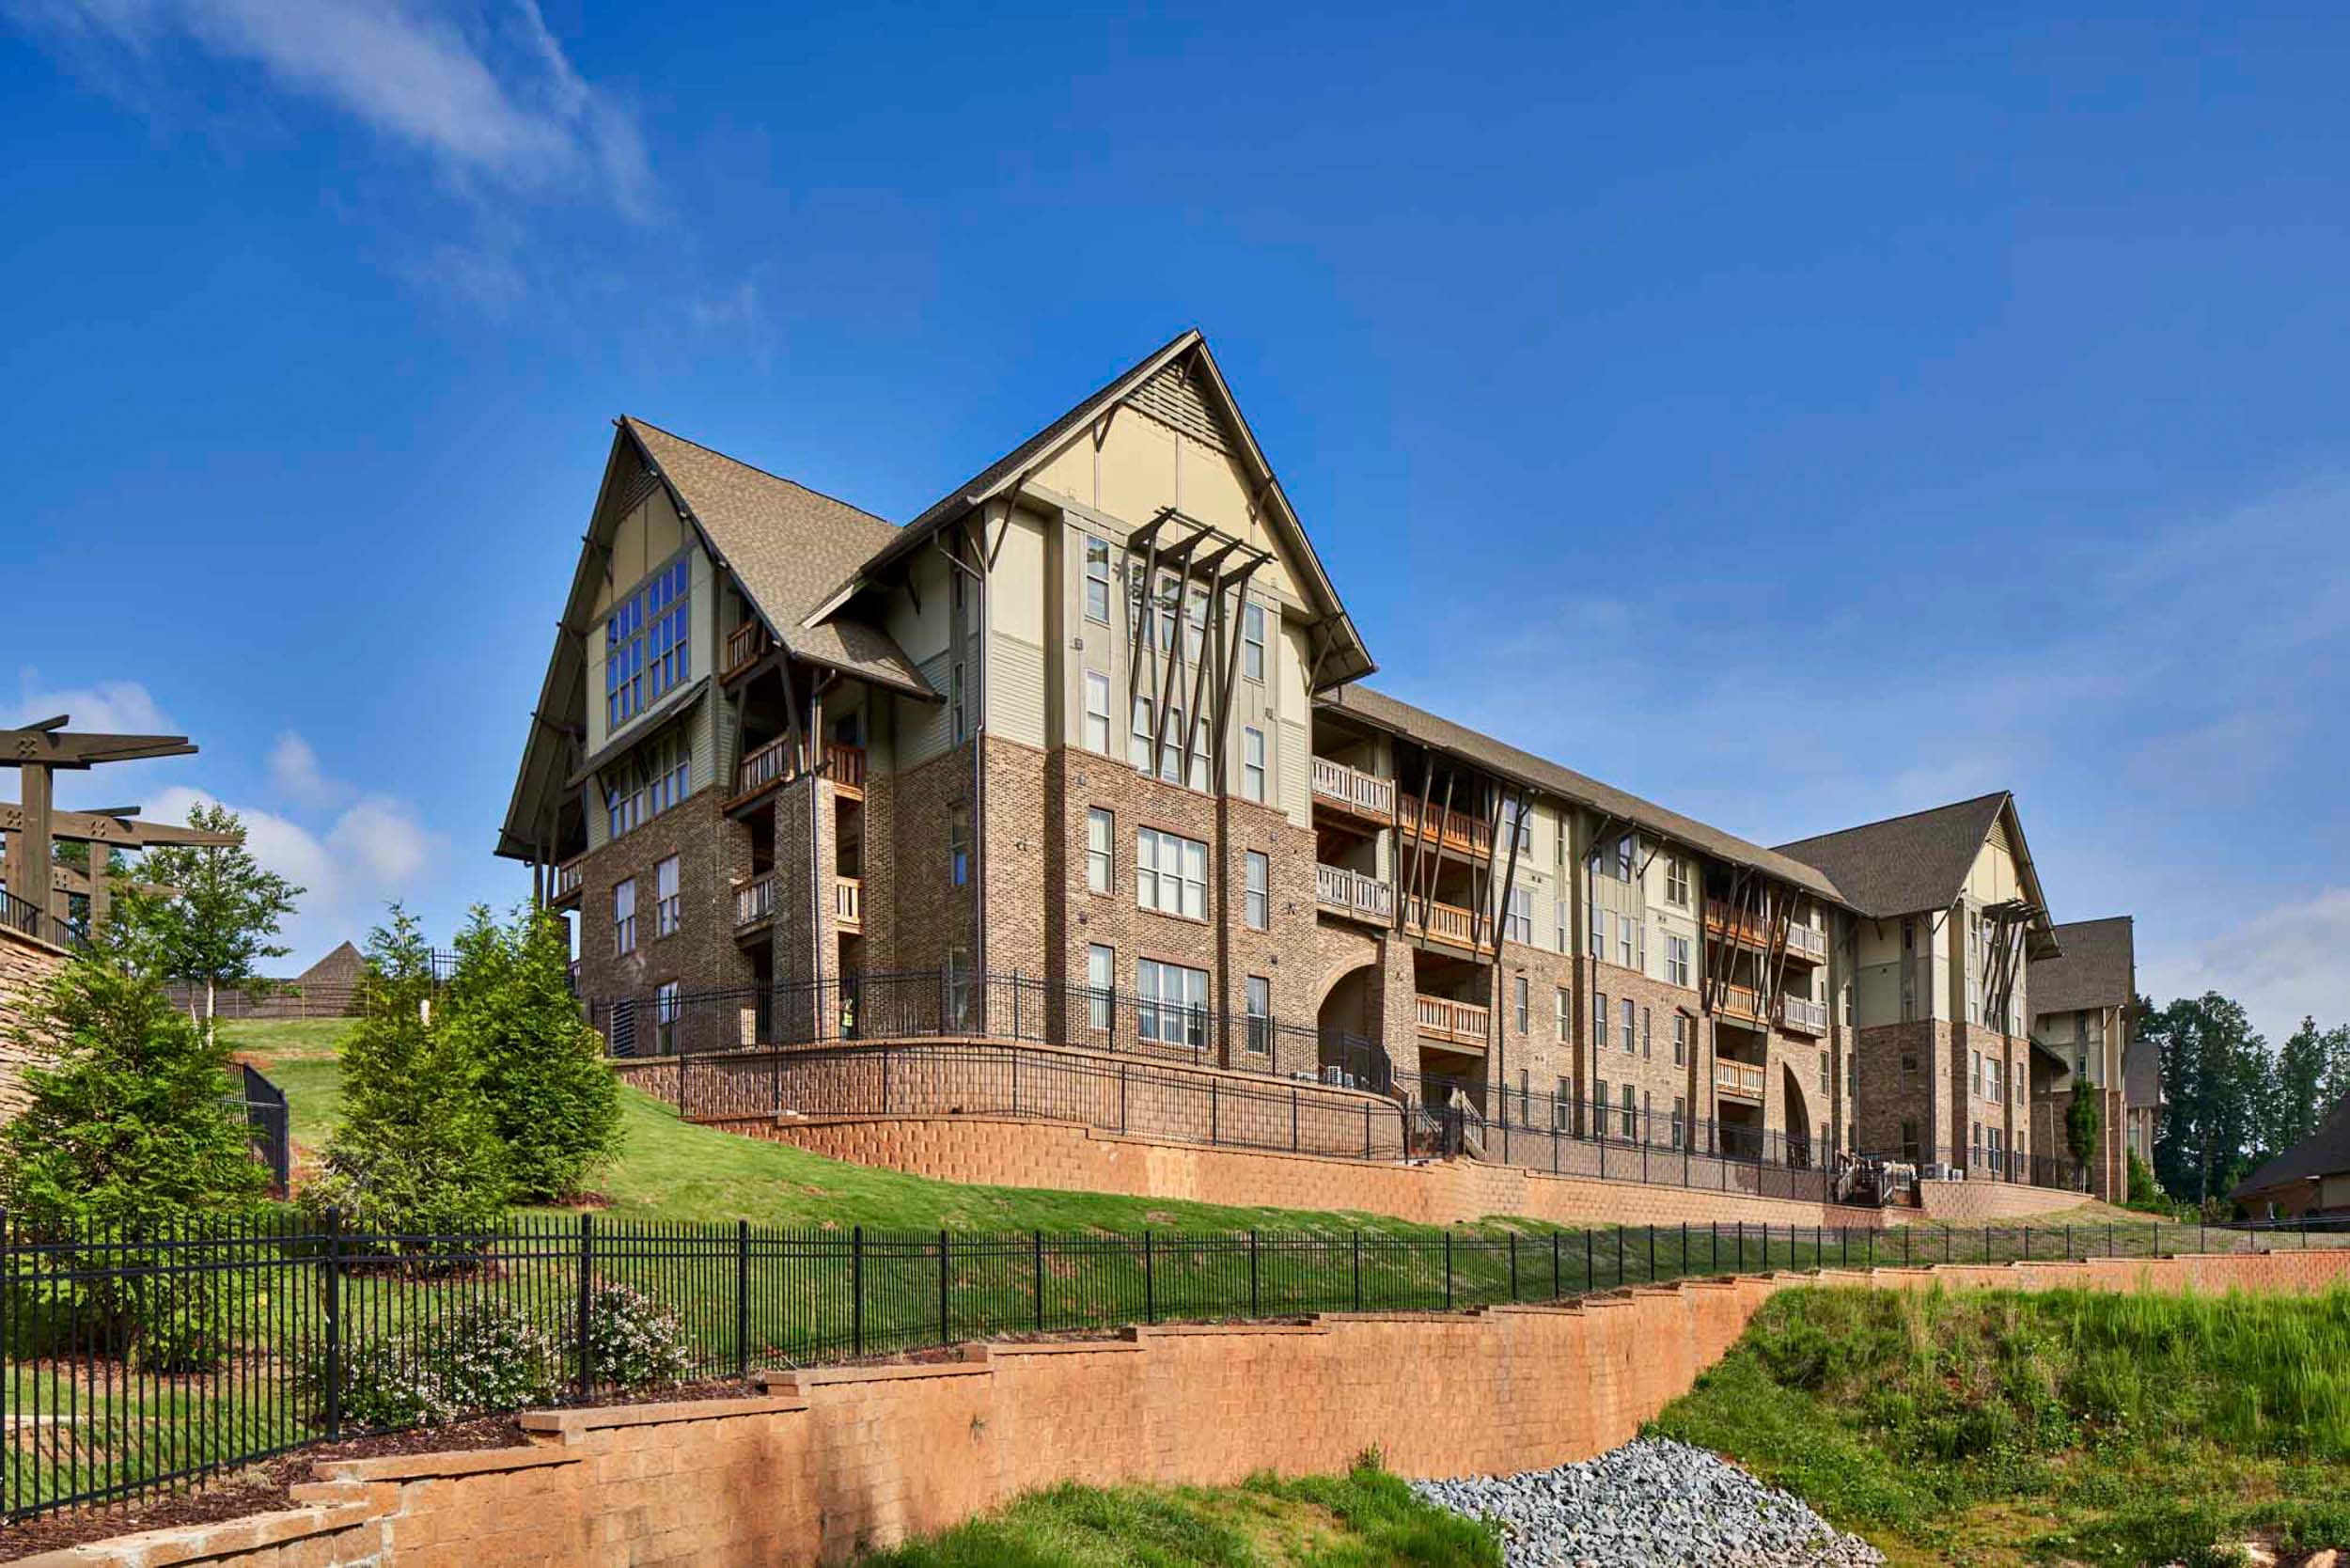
left=2233, top=1090, right=2350, bottom=1201
left=1319, top=685, right=1844, bottom=901
left=2031, top=916, right=2137, bottom=1016
left=622, top=418, right=932, bottom=698
left=822, top=329, right=1375, bottom=690
left=1775, top=792, right=2053, bottom=933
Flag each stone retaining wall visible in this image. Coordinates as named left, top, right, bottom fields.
left=25, top=1247, right=2349, bottom=1568
left=0, top=927, right=66, bottom=1120
left=1916, top=1177, right=2097, bottom=1224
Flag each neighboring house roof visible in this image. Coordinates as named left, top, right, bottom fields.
left=2123, top=1035, right=2164, bottom=1110
left=1318, top=685, right=1845, bottom=902
left=622, top=418, right=932, bottom=698
left=2232, top=1090, right=2350, bottom=1201
left=2030, top=915, right=2137, bottom=1016
left=1774, top=793, right=2054, bottom=942
left=296, top=941, right=363, bottom=988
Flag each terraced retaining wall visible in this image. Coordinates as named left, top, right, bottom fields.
left=24, top=1247, right=2348, bottom=1568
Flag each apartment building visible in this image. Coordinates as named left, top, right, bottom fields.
left=496, top=329, right=2094, bottom=1182
left=2028, top=915, right=2157, bottom=1200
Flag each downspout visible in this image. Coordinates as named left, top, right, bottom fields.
left=809, top=672, right=836, bottom=1019
left=937, top=521, right=991, bottom=979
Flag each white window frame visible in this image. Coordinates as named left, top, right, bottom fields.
left=1666, top=934, right=1691, bottom=987
left=1137, top=826, right=1209, bottom=920
left=1504, top=886, right=1532, bottom=945
left=654, top=855, right=681, bottom=939
left=1136, top=957, right=1209, bottom=1048
left=1083, top=671, right=1112, bottom=755
left=1242, top=600, right=1266, bottom=682
left=1620, top=996, right=1636, bottom=1055
left=1084, top=536, right=1111, bottom=623
left=1087, top=808, right=1114, bottom=894
left=1244, top=850, right=1269, bottom=931
left=1087, top=943, right=1115, bottom=1032
left=613, top=876, right=637, bottom=956
left=1130, top=697, right=1152, bottom=772
left=1242, top=726, right=1266, bottom=803
left=655, top=980, right=679, bottom=1056
left=1245, top=975, right=1272, bottom=1054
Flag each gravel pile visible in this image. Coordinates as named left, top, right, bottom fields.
left=1411, top=1436, right=1884, bottom=1567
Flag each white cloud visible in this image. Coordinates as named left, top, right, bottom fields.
left=9, top=669, right=174, bottom=735
left=326, top=796, right=433, bottom=886
left=2140, top=889, right=2350, bottom=1047
left=9, top=0, right=656, bottom=218
left=266, top=729, right=337, bottom=808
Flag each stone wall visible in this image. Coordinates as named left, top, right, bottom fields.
left=30, top=1247, right=2350, bottom=1568
left=1916, top=1176, right=2101, bottom=1224
left=0, top=926, right=67, bottom=1119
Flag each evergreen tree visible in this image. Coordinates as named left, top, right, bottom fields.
left=2276, top=1016, right=2331, bottom=1151
left=2064, top=1090, right=2102, bottom=1169
left=446, top=903, right=620, bottom=1202
left=2150, top=992, right=2277, bottom=1208
left=306, top=909, right=507, bottom=1240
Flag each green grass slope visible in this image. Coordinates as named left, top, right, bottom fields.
left=1648, top=1284, right=2350, bottom=1566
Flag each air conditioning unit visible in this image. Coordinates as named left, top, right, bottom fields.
left=1320, top=1065, right=1356, bottom=1088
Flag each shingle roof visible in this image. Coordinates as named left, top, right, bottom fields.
left=1318, top=686, right=1844, bottom=901
left=2232, top=1090, right=2350, bottom=1202
left=622, top=418, right=933, bottom=698
left=2031, top=916, right=2137, bottom=1016
left=1773, top=793, right=2012, bottom=919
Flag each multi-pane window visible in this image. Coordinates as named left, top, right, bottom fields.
left=605, top=736, right=690, bottom=840
left=1246, top=976, right=1273, bottom=1054
left=1673, top=1012, right=1689, bottom=1065
left=1513, top=976, right=1529, bottom=1033
left=655, top=980, right=679, bottom=1056
left=1665, top=855, right=1690, bottom=906
left=1244, top=851, right=1269, bottom=930
left=1619, top=913, right=1640, bottom=970
left=1593, top=991, right=1607, bottom=1050
left=1671, top=1096, right=1686, bottom=1150
left=1084, top=672, right=1112, bottom=754
left=1136, top=958, right=1209, bottom=1047
left=1620, top=997, right=1636, bottom=1054
left=1503, top=799, right=1532, bottom=855
left=1818, top=1050, right=1829, bottom=1090
left=951, top=662, right=968, bottom=742
left=654, top=855, right=681, bottom=939
left=1588, top=904, right=1606, bottom=961
left=1621, top=1083, right=1637, bottom=1138
left=1087, top=808, right=1114, bottom=894
left=1504, top=886, right=1532, bottom=945
left=1666, top=934, right=1691, bottom=987
left=1242, top=600, right=1266, bottom=682
left=613, top=877, right=637, bottom=956
left=1556, top=988, right=1570, bottom=1042
left=1594, top=1078, right=1610, bottom=1137
left=1971, top=1049, right=1983, bottom=1097
left=605, top=557, right=690, bottom=731
left=1640, top=1006, right=1652, bottom=1060
left=1616, top=833, right=1637, bottom=881
left=1554, top=900, right=1569, bottom=949
left=1242, top=727, right=1267, bottom=802
left=1130, top=697, right=1153, bottom=771
left=950, top=808, right=970, bottom=887
left=1901, top=1119, right=1919, bottom=1163
left=1084, top=537, right=1111, bottom=622
left=1556, top=1077, right=1573, bottom=1131
left=1086, top=944, right=1115, bottom=1032
left=1137, top=827, right=1209, bottom=919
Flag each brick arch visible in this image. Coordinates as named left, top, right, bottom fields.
left=1316, top=950, right=1379, bottom=1011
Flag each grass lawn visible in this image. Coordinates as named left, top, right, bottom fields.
left=1647, top=1284, right=2350, bottom=1566
left=856, top=1460, right=1498, bottom=1568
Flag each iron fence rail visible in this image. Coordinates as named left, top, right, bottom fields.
left=7, top=1211, right=2345, bottom=1525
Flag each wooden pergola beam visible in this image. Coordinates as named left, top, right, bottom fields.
left=1, top=728, right=198, bottom=769
left=0, top=805, right=237, bottom=849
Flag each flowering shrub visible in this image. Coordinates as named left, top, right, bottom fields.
left=582, top=1281, right=690, bottom=1392
left=322, top=1300, right=557, bottom=1429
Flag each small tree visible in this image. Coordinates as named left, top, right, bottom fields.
left=2065, top=1090, right=2103, bottom=1169
left=446, top=903, right=620, bottom=1202
left=116, top=803, right=303, bottom=1043
left=2126, top=1149, right=2164, bottom=1209
left=0, top=952, right=268, bottom=1366
left=306, top=909, right=508, bottom=1244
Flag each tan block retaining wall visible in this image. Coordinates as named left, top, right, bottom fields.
left=24, top=1247, right=2348, bottom=1568
left=1915, top=1177, right=2097, bottom=1225
left=0, top=927, right=67, bottom=1120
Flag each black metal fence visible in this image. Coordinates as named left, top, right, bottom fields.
left=10, top=1209, right=2341, bottom=1524
left=233, top=1065, right=290, bottom=1197
left=1, top=889, right=86, bottom=953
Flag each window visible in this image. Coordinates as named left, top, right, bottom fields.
left=947, top=947, right=974, bottom=1028
left=613, top=877, right=636, bottom=955
left=1242, top=727, right=1267, bottom=803
left=654, top=855, right=681, bottom=939
left=1137, top=827, right=1209, bottom=919
left=1673, top=1012, right=1689, bottom=1065
left=1086, top=808, right=1113, bottom=893
left=951, top=662, right=967, bottom=742
left=1665, top=855, right=1690, bottom=907
left=1504, top=798, right=1532, bottom=855
left=1083, top=672, right=1112, bottom=754
left=1588, top=904, right=1606, bottom=961
left=1671, top=1096, right=1686, bottom=1150
left=1621, top=997, right=1636, bottom=1055
left=655, top=981, right=679, bottom=1056
left=1556, top=987, right=1571, bottom=1042
left=950, top=808, right=970, bottom=887
left=1554, top=900, right=1569, bottom=949
left=1641, top=1006, right=1652, bottom=1060
left=605, top=557, right=690, bottom=730
left=1644, top=1090, right=1653, bottom=1142
left=1621, top=1083, right=1637, bottom=1138
left=1971, top=1049, right=1982, bottom=1097
left=1900, top=1119, right=1919, bottom=1163
left=1556, top=1077, right=1573, bottom=1131
left=1594, top=991, right=1607, bottom=1049
left=1244, top=850, right=1269, bottom=931
left=1513, top=976, right=1529, bottom=1033
left=1246, top=976, right=1273, bottom=1054
left=1619, top=913, right=1640, bottom=970
left=1616, top=833, right=1637, bottom=881
left=1595, top=1078, right=1609, bottom=1136
left=1136, top=958, right=1209, bottom=1048
left=1817, top=1050, right=1828, bottom=1090
left=1086, top=944, right=1115, bottom=1032
left=1504, top=886, right=1532, bottom=945
left=604, top=734, right=691, bottom=840
left=1084, top=536, right=1111, bottom=622
left=1130, top=697, right=1153, bottom=771
left=1666, top=934, right=1691, bottom=987
left=1972, top=1121, right=1983, bottom=1165
left=1242, top=600, right=1266, bottom=682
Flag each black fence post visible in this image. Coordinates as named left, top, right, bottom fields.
left=735, top=1220, right=751, bottom=1383
left=1352, top=1231, right=1363, bottom=1311
left=1033, top=1231, right=1046, bottom=1331
left=1509, top=1232, right=1519, bottom=1302
left=1444, top=1230, right=1455, bottom=1309
left=1585, top=1230, right=1594, bottom=1294
left=1211, top=1079, right=1219, bottom=1145
left=1143, top=1231, right=1156, bottom=1324
left=852, top=1226, right=866, bottom=1357
left=576, top=1212, right=594, bottom=1401
left=1292, top=1090, right=1299, bottom=1152
left=1648, top=1227, right=1655, bottom=1283
left=1249, top=1231, right=1261, bottom=1318
left=322, top=1205, right=344, bottom=1440
left=938, top=1229, right=951, bottom=1346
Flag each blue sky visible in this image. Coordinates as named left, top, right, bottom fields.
left=5, top=2, right=2346, bottom=1043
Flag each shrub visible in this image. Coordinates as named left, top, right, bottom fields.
left=581, top=1281, right=690, bottom=1392
left=324, top=1299, right=558, bottom=1429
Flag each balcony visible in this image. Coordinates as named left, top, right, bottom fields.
left=1778, top=994, right=1829, bottom=1037
left=1716, top=1058, right=1766, bottom=1101
left=734, top=872, right=777, bottom=930
left=722, top=620, right=776, bottom=682
left=1705, top=899, right=1828, bottom=965
left=732, top=738, right=867, bottom=807
left=1416, top=994, right=1490, bottom=1049
left=1783, top=922, right=1827, bottom=965
left=1396, top=795, right=1490, bottom=859
left=1713, top=981, right=1765, bottom=1026
left=1311, top=758, right=1395, bottom=826
left=1315, top=863, right=1394, bottom=926
left=548, top=855, right=584, bottom=910
left=1402, top=894, right=1492, bottom=956
left=834, top=875, right=863, bottom=931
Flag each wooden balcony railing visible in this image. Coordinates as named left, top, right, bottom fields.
left=733, top=738, right=868, bottom=803
left=1716, top=1058, right=1766, bottom=1100
left=722, top=620, right=775, bottom=680
left=1310, top=758, right=1395, bottom=823
left=1314, top=863, right=1394, bottom=923
left=734, top=872, right=777, bottom=929
left=1784, top=922, right=1828, bottom=964
left=1416, top=994, right=1490, bottom=1048
left=835, top=875, right=863, bottom=930
left=1778, top=994, right=1829, bottom=1037
left=1706, top=899, right=1829, bottom=965
left=549, top=856, right=584, bottom=906
left=826, top=742, right=867, bottom=794
left=1402, top=895, right=1490, bottom=954
left=1714, top=981, right=1765, bottom=1024
left=1396, top=795, right=1490, bottom=858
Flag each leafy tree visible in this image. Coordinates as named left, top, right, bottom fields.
left=445, top=903, right=620, bottom=1202
left=113, top=803, right=303, bottom=1043
left=2149, top=992, right=2277, bottom=1206
left=2064, top=1090, right=2102, bottom=1168
left=2126, top=1148, right=2164, bottom=1208
left=2276, top=1016, right=2332, bottom=1151
left=306, top=909, right=507, bottom=1243
left=0, top=951, right=268, bottom=1366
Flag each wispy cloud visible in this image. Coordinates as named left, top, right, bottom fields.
left=10, top=668, right=176, bottom=736
left=9, top=0, right=655, bottom=218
